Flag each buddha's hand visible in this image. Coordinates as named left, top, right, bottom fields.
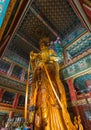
left=30, top=51, right=40, bottom=60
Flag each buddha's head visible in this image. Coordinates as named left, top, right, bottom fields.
left=39, top=37, right=50, bottom=50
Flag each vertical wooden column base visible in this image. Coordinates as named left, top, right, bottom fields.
left=0, top=88, right=5, bottom=102
left=67, top=78, right=77, bottom=101
left=8, top=93, right=20, bottom=118
left=9, top=111, right=14, bottom=118
left=67, top=78, right=79, bottom=116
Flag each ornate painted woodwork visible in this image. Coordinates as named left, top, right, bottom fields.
left=62, top=54, right=91, bottom=79
left=0, top=105, right=24, bottom=113
left=0, top=59, right=11, bottom=73
left=0, top=0, right=17, bottom=40
left=0, top=75, right=26, bottom=92
left=74, top=74, right=91, bottom=91
left=62, top=25, right=86, bottom=47
left=65, top=32, right=91, bottom=58
left=18, top=95, right=25, bottom=107
left=69, top=0, right=91, bottom=32
left=2, top=91, right=15, bottom=104
left=0, top=0, right=32, bottom=57
left=11, top=65, right=22, bottom=79
left=9, top=93, right=20, bottom=118
left=3, top=50, right=28, bottom=68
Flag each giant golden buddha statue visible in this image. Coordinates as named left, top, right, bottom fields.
left=28, top=37, right=83, bottom=130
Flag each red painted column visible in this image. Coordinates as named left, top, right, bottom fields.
left=9, top=93, right=20, bottom=118
left=67, top=78, right=77, bottom=101
left=9, top=111, right=14, bottom=118
left=0, top=88, right=5, bottom=102
left=12, top=93, right=20, bottom=108
left=67, top=78, right=79, bottom=115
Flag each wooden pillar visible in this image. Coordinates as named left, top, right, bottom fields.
left=12, top=93, right=20, bottom=108
left=9, top=111, right=14, bottom=118
left=9, top=93, right=20, bottom=118
left=20, top=69, right=25, bottom=81
left=0, top=88, right=5, bottom=102
left=67, top=78, right=79, bottom=115
left=63, top=49, right=68, bottom=64
left=7, top=63, right=15, bottom=76
left=67, top=78, right=77, bottom=101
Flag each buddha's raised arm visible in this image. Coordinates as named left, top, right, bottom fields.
left=30, top=51, right=41, bottom=71
left=30, top=51, right=39, bottom=60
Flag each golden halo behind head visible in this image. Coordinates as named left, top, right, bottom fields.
left=39, top=37, right=50, bottom=47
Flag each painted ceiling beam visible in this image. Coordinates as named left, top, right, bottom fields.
left=16, top=33, right=40, bottom=52
left=30, top=6, right=58, bottom=37
left=18, top=31, right=38, bottom=47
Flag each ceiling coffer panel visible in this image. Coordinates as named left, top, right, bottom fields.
left=32, top=0, right=81, bottom=38
left=18, top=10, right=56, bottom=43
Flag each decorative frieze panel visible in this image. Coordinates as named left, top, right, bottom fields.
left=62, top=24, right=86, bottom=47
left=11, top=65, right=22, bottom=79
left=74, top=74, right=91, bottom=91
left=18, top=95, right=25, bottom=107
left=2, top=91, right=15, bottom=104
left=68, top=98, right=91, bottom=107
left=4, top=49, right=28, bottom=68
left=62, top=54, right=91, bottom=79
left=65, top=31, right=91, bottom=58
left=0, top=75, right=25, bottom=92
left=0, top=59, right=11, bottom=73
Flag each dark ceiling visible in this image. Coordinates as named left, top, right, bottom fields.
left=5, top=0, right=83, bottom=61
left=32, top=0, right=80, bottom=36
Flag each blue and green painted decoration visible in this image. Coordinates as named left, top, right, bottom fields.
left=62, top=24, right=86, bottom=47
left=66, top=32, right=91, bottom=58
left=49, top=24, right=86, bottom=64
left=62, top=54, right=91, bottom=79
left=74, top=74, right=91, bottom=91
left=0, top=0, right=10, bottom=27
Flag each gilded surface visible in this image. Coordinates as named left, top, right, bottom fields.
left=29, top=37, right=84, bottom=130
left=82, top=0, right=91, bottom=7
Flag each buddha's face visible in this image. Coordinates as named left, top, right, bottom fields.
left=40, top=43, right=47, bottom=50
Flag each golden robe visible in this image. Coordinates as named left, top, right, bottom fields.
left=29, top=47, right=76, bottom=130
